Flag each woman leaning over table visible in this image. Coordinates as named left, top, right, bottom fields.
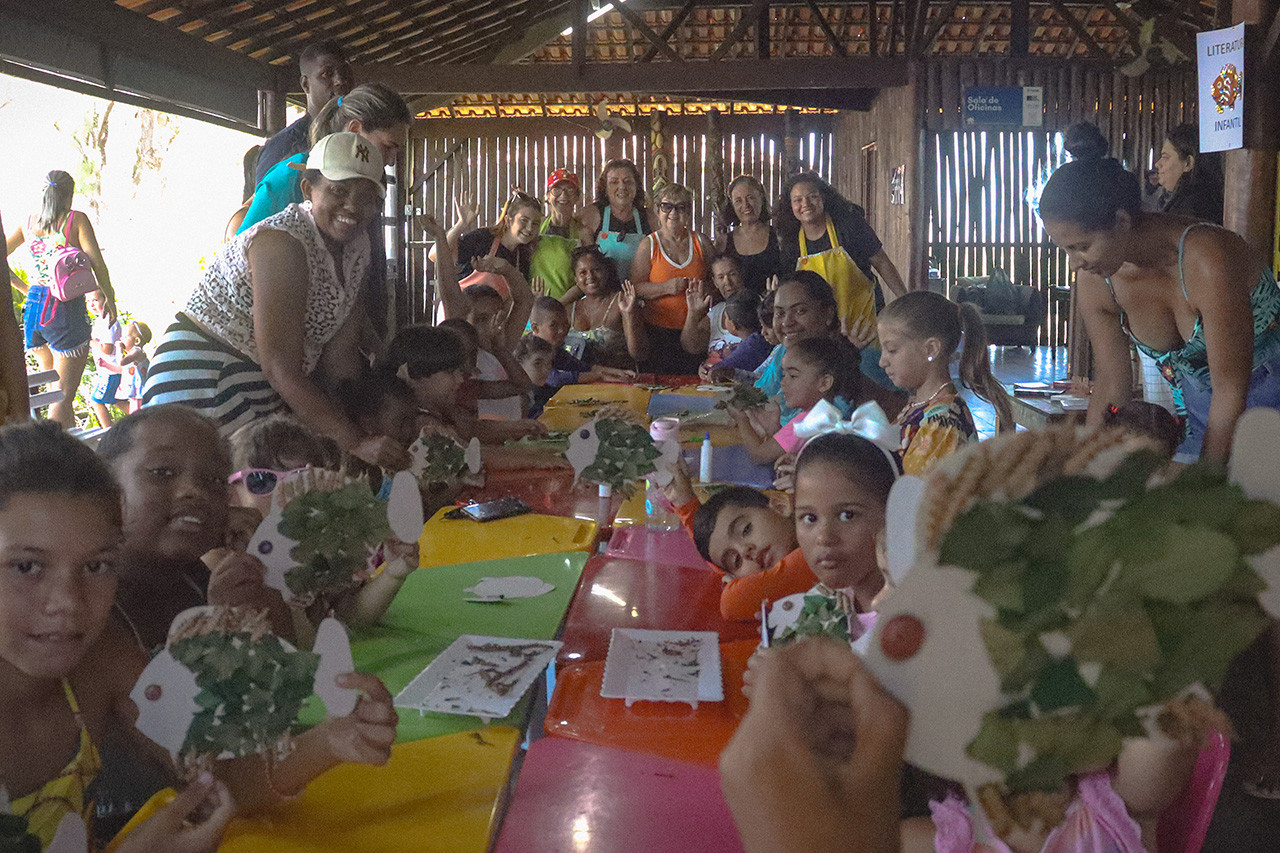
left=1039, top=147, right=1279, bottom=463
left=629, top=183, right=713, bottom=376
left=142, top=132, right=410, bottom=472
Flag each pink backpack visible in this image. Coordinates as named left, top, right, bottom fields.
left=39, top=212, right=98, bottom=325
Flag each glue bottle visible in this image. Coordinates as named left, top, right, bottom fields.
left=699, top=431, right=714, bottom=483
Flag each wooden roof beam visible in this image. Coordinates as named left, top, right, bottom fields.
left=916, top=0, right=962, bottom=57
left=712, top=0, right=773, bottom=59
left=357, top=54, right=907, bottom=94
left=613, top=0, right=685, bottom=62
left=642, top=0, right=700, bottom=62
left=1045, top=0, right=1110, bottom=59
left=803, top=0, right=849, bottom=57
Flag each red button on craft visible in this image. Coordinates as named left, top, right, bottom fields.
left=880, top=614, right=925, bottom=661
left=144, top=684, right=162, bottom=701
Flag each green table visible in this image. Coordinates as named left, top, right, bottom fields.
left=348, top=550, right=590, bottom=742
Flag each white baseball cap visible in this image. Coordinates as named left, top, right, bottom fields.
left=290, top=131, right=386, bottom=197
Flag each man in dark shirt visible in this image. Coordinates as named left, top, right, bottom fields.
left=254, top=41, right=354, bottom=184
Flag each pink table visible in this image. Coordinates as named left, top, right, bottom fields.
left=494, top=738, right=744, bottom=853
left=558, top=555, right=759, bottom=665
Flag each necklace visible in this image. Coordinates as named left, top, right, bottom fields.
left=909, top=382, right=952, bottom=409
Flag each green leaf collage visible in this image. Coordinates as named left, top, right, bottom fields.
left=170, top=631, right=320, bottom=764
left=414, top=433, right=467, bottom=485
left=939, top=453, right=1280, bottom=793
left=279, top=482, right=391, bottom=599
left=0, top=814, right=40, bottom=853
left=774, top=592, right=855, bottom=645
left=579, top=418, right=661, bottom=496
left=715, top=383, right=769, bottom=411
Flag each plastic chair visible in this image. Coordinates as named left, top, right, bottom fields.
left=1156, top=729, right=1231, bottom=853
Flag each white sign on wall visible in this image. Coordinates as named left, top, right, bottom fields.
left=1197, top=23, right=1245, bottom=153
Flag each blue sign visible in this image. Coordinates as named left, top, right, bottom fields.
left=963, top=86, right=1043, bottom=128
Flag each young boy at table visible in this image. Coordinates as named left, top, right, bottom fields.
left=663, top=463, right=816, bottom=621
left=700, top=290, right=771, bottom=379
left=515, top=332, right=557, bottom=417
left=528, top=296, right=634, bottom=388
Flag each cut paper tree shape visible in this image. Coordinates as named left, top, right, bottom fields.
left=245, top=469, right=391, bottom=605
left=858, top=419, right=1280, bottom=832
left=131, top=607, right=359, bottom=774
left=564, top=417, right=662, bottom=497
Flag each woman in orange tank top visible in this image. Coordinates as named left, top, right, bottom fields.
left=629, top=184, right=711, bottom=375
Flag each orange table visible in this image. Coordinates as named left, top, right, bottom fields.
left=545, top=639, right=756, bottom=768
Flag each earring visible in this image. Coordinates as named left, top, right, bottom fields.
left=927, top=355, right=934, bottom=362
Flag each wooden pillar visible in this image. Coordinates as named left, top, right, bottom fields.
left=1223, top=0, right=1279, bottom=255
left=650, top=109, right=670, bottom=202
left=0, top=212, right=28, bottom=424
left=706, top=108, right=726, bottom=236
left=258, top=86, right=287, bottom=135
left=782, top=109, right=801, bottom=175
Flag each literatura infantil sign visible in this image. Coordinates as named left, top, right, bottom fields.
left=962, top=86, right=1044, bottom=129
left=1197, top=23, right=1245, bottom=153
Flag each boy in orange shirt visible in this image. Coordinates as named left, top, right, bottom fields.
left=664, top=464, right=816, bottom=621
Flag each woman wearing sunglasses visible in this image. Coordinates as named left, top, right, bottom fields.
left=628, top=184, right=712, bottom=375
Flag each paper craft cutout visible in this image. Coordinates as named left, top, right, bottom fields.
left=245, top=470, right=389, bottom=606
left=393, top=635, right=561, bottom=721
left=564, top=417, right=662, bottom=497
left=714, top=383, right=768, bottom=410
left=130, top=607, right=358, bottom=775
left=409, top=432, right=481, bottom=485
left=0, top=789, right=87, bottom=853
left=386, top=471, right=425, bottom=544
left=601, top=629, right=724, bottom=709
left=463, top=576, right=556, bottom=601
left=860, top=419, right=1280, bottom=817
left=885, top=475, right=926, bottom=585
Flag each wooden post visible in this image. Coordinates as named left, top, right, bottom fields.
left=1223, top=0, right=1279, bottom=255
left=259, top=86, right=287, bottom=135
left=783, top=108, right=801, bottom=175
left=706, top=108, right=726, bottom=238
left=650, top=109, right=670, bottom=203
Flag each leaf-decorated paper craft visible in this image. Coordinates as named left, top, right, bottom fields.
left=564, top=417, right=661, bottom=497
left=409, top=432, right=469, bottom=485
left=715, top=382, right=769, bottom=411
left=863, top=419, right=1280, bottom=819
left=129, top=607, right=327, bottom=777
left=277, top=480, right=390, bottom=604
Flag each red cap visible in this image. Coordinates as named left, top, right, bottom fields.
left=546, top=169, right=581, bottom=192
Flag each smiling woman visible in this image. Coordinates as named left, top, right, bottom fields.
left=141, top=133, right=410, bottom=472
left=1039, top=150, right=1280, bottom=462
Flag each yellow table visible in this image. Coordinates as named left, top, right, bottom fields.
left=540, top=383, right=650, bottom=431
left=419, top=506, right=596, bottom=568
left=219, top=727, right=521, bottom=853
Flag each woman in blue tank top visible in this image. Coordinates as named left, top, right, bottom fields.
left=577, top=159, right=651, bottom=282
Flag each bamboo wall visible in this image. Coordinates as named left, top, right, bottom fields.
left=919, top=58, right=1197, bottom=347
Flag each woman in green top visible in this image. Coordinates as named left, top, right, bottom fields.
left=238, top=83, right=410, bottom=234
left=529, top=169, right=588, bottom=299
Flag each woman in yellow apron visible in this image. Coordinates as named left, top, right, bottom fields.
left=778, top=172, right=907, bottom=388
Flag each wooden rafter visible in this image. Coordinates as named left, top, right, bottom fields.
left=711, top=0, right=773, bottom=60
left=803, top=1, right=849, bottom=57
left=1098, top=0, right=1144, bottom=58
left=1045, top=0, right=1110, bottom=59
left=916, top=0, right=961, bottom=57
left=613, top=0, right=684, bottom=62
left=642, top=0, right=699, bottom=62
